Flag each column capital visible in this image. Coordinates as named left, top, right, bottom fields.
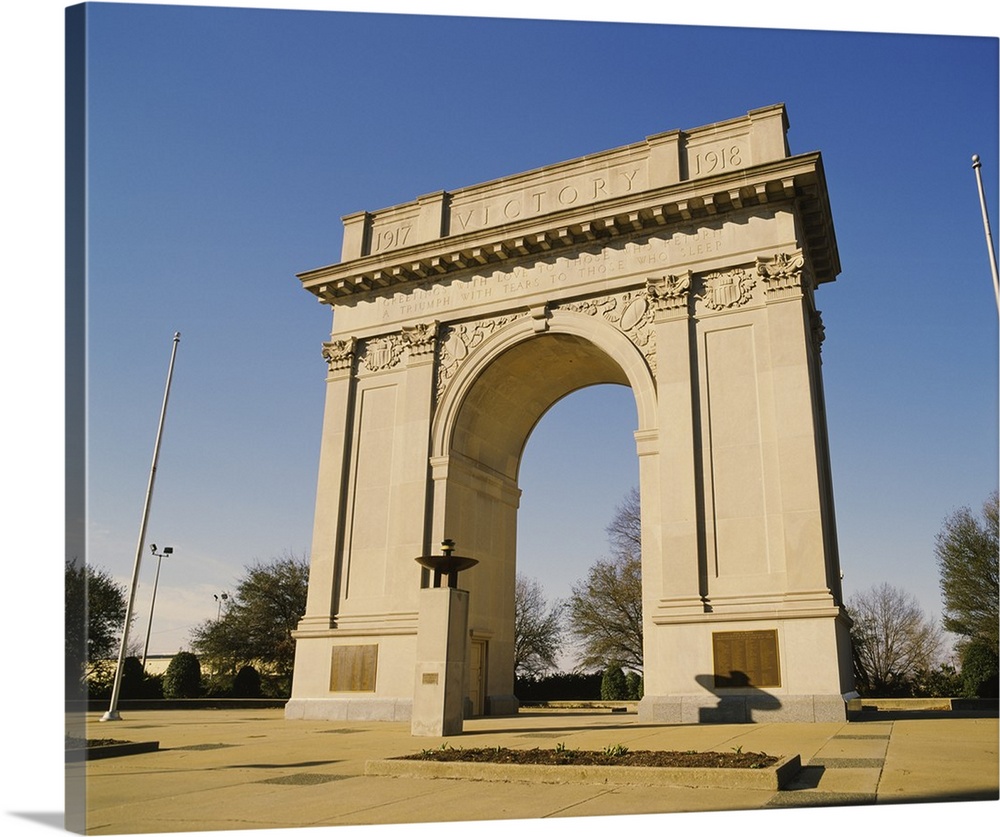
left=401, top=321, right=439, bottom=363
left=757, top=250, right=808, bottom=301
left=647, top=271, right=692, bottom=321
left=321, top=337, right=356, bottom=375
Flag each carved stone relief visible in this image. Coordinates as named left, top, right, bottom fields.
left=756, top=250, right=807, bottom=300
left=559, top=288, right=657, bottom=374
left=436, top=312, right=524, bottom=399
left=697, top=268, right=756, bottom=310
left=401, top=321, right=439, bottom=359
left=810, top=309, right=826, bottom=356
left=647, top=272, right=692, bottom=315
left=325, top=321, right=441, bottom=377
left=321, top=337, right=356, bottom=374
left=358, top=334, right=405, bottom=374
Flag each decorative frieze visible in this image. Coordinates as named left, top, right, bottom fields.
left=560, top=289, right=657, bottom=373
left=321, top=337, right=356, bottom=374
left=697, top=268, right=756, bottom=310
left=341, top=321, right=442, bottom=375
left=436, top=312, right=524, bottom=399
left=757, top=251, right=807, bottom=300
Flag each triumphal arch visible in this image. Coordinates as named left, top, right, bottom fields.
left=286, top=104, right=856, bottom=724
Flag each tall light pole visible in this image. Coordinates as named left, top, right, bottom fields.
left=971, top=154, right=1000, bottom=310
left=214, top=592, right=229, bottom=621
left=102, top=332, right=181, bottom=722
left=141, top=544, right=173, bottom=669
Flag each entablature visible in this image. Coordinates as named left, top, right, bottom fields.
left=299, top=153, right=838, bottom=305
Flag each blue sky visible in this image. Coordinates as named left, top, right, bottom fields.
left=68, top=2, right=998, bottom=662
left=3, top=2, right=998, bottom=835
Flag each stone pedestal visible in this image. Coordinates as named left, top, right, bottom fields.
left=411, top=587, right=469, bottom=737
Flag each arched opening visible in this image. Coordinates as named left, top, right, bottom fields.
left=517, top=384, right=639, bottom=674
left=433, top=325, right=654, bottom=714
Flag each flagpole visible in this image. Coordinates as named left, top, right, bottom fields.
left=101, top=332, right=181, bottom=721
left=972, top=155, right=1000, bottom=310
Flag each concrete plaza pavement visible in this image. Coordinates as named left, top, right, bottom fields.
left=72, top=707, right=998, bottom=835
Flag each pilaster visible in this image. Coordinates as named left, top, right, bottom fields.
left=299, top=338, right=357, bottom=630
left=647, top=272, right=705, bottom=617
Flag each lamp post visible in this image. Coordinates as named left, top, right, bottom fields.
left=141, top=544, right=173, bottom=670
left=214, top=592, right=229, bottom=621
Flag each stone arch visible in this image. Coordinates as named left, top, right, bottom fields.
left=432, top=308, right=658, bottom=472
left=287, top=105, right=857, bottom=726
left=424, top=310, right=658, bottom=711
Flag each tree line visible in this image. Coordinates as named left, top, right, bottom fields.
left=67, top=490, right=998, bottom=702
left=846, top=491, right=998, bottom=699
left=515, top=488, right=999, bottom=701
left=66, top=554, right=309, bottom=700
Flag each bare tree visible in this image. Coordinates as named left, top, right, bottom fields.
left=605, top=487, right=641, bottom=559
left=514, top=574, right=564, bottom=678
left=848, top=582, right=944, bottom=696
left=567, top=489, right=643, bottom=672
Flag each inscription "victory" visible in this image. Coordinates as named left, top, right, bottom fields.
left=449, top=169, right=641, bottom=235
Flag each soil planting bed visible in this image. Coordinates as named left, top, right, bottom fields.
left=399, top=746, right=779, bottom=769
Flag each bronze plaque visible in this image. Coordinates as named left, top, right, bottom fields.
left=712, top=630, right=780, bottom=688
left=330, top=645, right=378, bottom=692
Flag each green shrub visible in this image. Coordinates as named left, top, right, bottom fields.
left=514, top=672, right=602, bottom=701
left=232, top=665, right=262, bottom=698
left=625, top=671, right=643, bottom=700
left=600, top=665, right=627, bottom=700
left=143, top=673, right=164, bottom=699
left=961, top=640, right=999, bottom=699
left=910, top=664, right=962, bottom=698
left=259, top=673, right=293, bottom=699
left=87, top=663, right=115, bottom=700
left=87, top=657, right=163, bottom=700
left=202, top=673, right=234, bottom=698
left=163, top=651, right=202, bottom=698
left=120, top=657, right=146, bottom=699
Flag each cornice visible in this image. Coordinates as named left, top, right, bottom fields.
left=298, top=153, right=840, bottom=304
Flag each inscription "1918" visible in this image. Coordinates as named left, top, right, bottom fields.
left=372, top=225, right=411, bottom=253
left=692, top=145, right=743, bottom=176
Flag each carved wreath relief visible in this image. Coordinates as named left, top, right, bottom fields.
left=436, top=313, right=521, bottom=399
left=560, top=288, right=658, bottom=373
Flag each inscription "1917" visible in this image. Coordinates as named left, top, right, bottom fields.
left=692, top=145, right=744, bottom=176
left=372, top=225, right=411, bottom=253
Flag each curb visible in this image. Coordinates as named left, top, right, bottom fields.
left=66, top=741, right=160, bottom=762
left=365, top=753, right=802, bottom=790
